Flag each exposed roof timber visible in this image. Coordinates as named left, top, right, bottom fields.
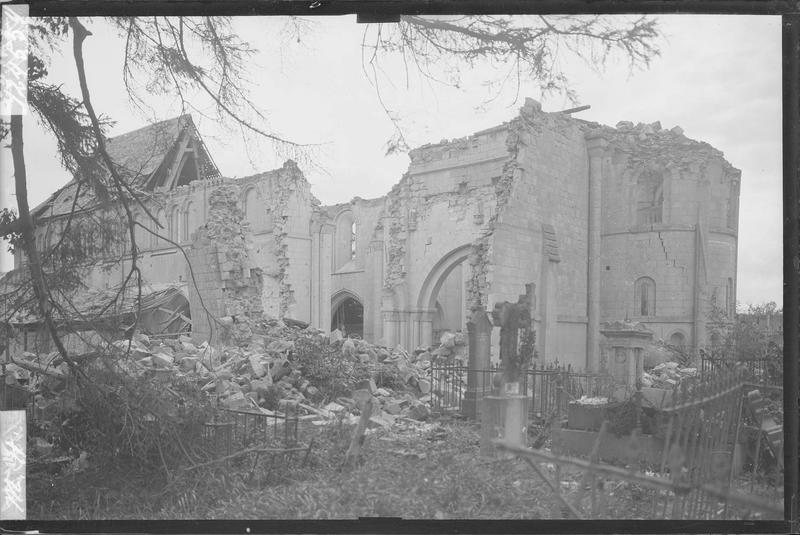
left=163, top=131, right=194, bottom=190
left=31, top=114, right=221, bottom=221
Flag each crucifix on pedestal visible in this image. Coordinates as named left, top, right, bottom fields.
left=480, top=283, right=537, bottom=457
left=492, top=282, right=537, bottom=392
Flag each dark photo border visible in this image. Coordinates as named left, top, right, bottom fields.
left=1, top=1, right=796, bottom=533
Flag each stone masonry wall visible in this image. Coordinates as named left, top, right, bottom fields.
left=487, top=99, right=591, bottom=366
left=237, top=160, right=317, bottom=322
left=388, top=126, right=507, bottom=312
left=597, top=120, right=740, bottom=347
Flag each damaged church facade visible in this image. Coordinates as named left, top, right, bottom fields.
left=18, top=98, right=740, bottom=372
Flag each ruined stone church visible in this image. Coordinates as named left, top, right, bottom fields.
left=18, top=98, right=740, bottom=372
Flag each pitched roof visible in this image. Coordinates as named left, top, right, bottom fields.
left=32, top=114, right=219, bottom=219
left=105, top=114, right=193, bottom=180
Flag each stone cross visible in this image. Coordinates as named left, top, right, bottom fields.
left=492, top=284, right=535, bottom=386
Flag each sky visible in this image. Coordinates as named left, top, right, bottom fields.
left=0, top=14, right=783, bottom=308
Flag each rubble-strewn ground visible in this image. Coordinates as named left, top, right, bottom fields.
left=28, top=419, right=558, bottom=519
left=29, top=414, right=782, bottom=520
left=16, top=318, right=784, bottom=519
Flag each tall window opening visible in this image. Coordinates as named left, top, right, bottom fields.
left=350, top=221, right=357, bottom=259
left=243, top=187, right=259, bottom=226
left=725, top=277, right=734, bottom=317
left=634, top=276, right=656, bottom=317
left=636, top=171, right=664, bottom=225
left=334, top=210, right=356, bottom=271
left=169, top=205, right=181, bottom=243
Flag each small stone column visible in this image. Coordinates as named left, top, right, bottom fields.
left=419, top=309, right=434, bottom=348
left=463, top=306, right=492, bottom=419
left=368, top=239, right=384, bottom=343
left=600, top=320, right=653, bottom=400
left=319, top=222, right=334, bottom=332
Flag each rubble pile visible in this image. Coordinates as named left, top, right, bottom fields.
left=7, top=317, right=448, bottom=429
left=430, top=331, right=468, bottom=363
left=642, top=361, right=698, bottom=389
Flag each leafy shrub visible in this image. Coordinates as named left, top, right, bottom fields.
left=48, top=358, right=215, bottom=470
left=291, top=336, right=371, bottom=400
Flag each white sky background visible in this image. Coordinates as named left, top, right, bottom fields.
left=0, top=14, right=783, bottom=308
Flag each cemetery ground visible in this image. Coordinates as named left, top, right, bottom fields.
left=28, top=416, right=553, bottom=519
left=26, top=413, right=783, bottom=520
left=11, top=314, right=786, bottom=520
left=24, top=417, right=646, bottom=519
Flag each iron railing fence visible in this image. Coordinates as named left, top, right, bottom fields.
left=429, top=362, right=614, bottom=421
left=494, top=367, right=783, bottom=520
left=700, top=355, right=782, bottom=386
left=202, top=397, right=301, bottom=458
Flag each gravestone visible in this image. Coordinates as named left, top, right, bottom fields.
left=600, top=320, right=653, bottom=401
left=463, top=306, right=492, bottom=419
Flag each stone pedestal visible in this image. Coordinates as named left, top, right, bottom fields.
left=600, top=320, right=653, bottom=400
left=463, top=306, right=492, bottom=419
left=479, top=395, right=530, bottom=457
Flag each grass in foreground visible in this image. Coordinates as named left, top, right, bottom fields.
left=29, top=419, right=557, bottom=519
left=27, top=417, right=783, bottom=520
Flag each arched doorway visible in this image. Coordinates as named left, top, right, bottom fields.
left=331, top=292, right=364, bottom=338
left=430, top=263, right=466, bottom=342
left=416, top=244, right=473, bottom=347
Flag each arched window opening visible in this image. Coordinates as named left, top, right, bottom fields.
left=636, top=171, right=664, bottom=225
left=331, top=296, right=364, bottom=338
left=243, top=187, right=256, bottom=219
left=334, top=211, right=356, bottom=271
left=350, top=221, right=357, bottom=259
left=634, top=277, right=656, bottom=317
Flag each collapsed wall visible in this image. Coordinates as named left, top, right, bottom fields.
left=187, top=160, right=319, bottom=343
left=240, top=160, right=318, bottom=322
left=187, top=184, right=263, bottom=343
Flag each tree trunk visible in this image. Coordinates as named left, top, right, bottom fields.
left=9, top=115, right=76, bottom=372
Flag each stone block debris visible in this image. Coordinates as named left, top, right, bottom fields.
left=9, top=314, right=468, bottom=445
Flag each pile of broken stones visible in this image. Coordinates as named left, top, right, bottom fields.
left=6, top=319, right=466, bottom=434
left=641, top=361, right=698, bottom=389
